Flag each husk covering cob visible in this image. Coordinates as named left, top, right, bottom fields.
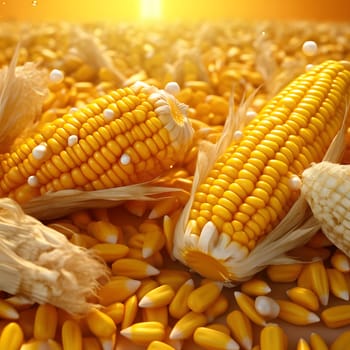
left=173, top=60, right=350, bottom=282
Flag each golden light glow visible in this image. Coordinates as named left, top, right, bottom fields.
left=140, top=0, right=162, bottom=20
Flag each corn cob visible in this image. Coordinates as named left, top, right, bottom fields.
left=0, top=197, right=108, bottom=314
left=301, top=161, right=350, bottom=257
left=174, top=60, right=350, bottom=282
left=0, top=80, right=193, bottom=212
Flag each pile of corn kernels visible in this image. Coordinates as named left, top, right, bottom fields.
left=1, top=20, right=350, bottom=350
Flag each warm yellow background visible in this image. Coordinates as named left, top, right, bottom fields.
left=1, top=0, right=350, bottom=22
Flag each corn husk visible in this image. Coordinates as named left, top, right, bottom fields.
left=0, top=197, right=109, bottom=314
left=173, top=80, right=349, bottom=282
left=23, top=183, right=182, bottom=220
left=70, top=26, right=126, bottom=85
left=0, top=45, right=48, bottom=152
left=302, top=161, right=350, bottom=257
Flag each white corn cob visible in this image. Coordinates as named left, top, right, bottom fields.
left=0, top=197, right=108, bottom=314
left=301, top=161, right=350, bottom=256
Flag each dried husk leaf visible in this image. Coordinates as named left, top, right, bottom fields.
left=0, top=197, right=109, bottom=314
left=0, top=45, right=48, bottom=152
left=23, top=183, right=182, bottom=220
left=70, top=27, right=126, bottom=85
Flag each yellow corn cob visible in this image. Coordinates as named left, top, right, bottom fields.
left=302, top=161, right=350, bottom=257
left=0, top=81, right=193, bottom=204
left=321, top=304, right=350, bottom=328
left=260, top=323, right=287, bottom=350
left=310, top=332, right=329, bottom=350
left=86, top=308, right=116, bottom=338
left=330, top=330, right=350, bottom=350
left=33, top=304, right=58, bottom=340
left=193, top=327, right=240, bottom=350
left=276, top=299, right=320, bottom=325
left=226, top=310, right=253, bottom=350
left=120, top=321, right=165, bottom=346
left=173, top=60, right=350, bottom=281
left=139, top=284, right=175, bottom=308
left=0, top=322, right=24, bottom=350
left=187, top=281, right=223, bottom=313
left=286, top=287, right=320, bottom=312
left=169, top=279, right=194, bottom=319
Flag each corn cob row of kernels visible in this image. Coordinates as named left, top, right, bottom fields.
left=0, top=81, right=193, bottom=204
left=174, top=59, right=350, bottom=282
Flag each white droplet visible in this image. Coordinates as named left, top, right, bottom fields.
left=32, top=0, right=38, bottom=6
left=305, top=64, right=314, bottom=72
left=103, top=108, right=115, bottom=121
left=165, top=81, right=180, bottom=95
left=67, top=135, right=78, bottom=147
left=246, top=110, right=257, bottom=120
left=69, top=107, right=79, bottom=113
left=302, top=41, right=318, bottom=56
left=289, top=174, right=302, bottom=191
left=233, top=130, right=243, bottom=141
left=27, top=175, right=39, bottom=187
left=49, top=69, right=64, bottom=84
left=120, top=153, right=131, bottom=165
left=32, top=144, right=47, bottom=160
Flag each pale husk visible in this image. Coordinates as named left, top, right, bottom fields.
left=173, top=88, right=349, bottom=282
left=0, top=197, right=109, bottom=314
left=0, top=45, right=48, bottom=152
left=70, top=26, right=126, bottom=85
left=23, top=183, right=181, bottom=220
left=302, top=161, right=350, bottom=257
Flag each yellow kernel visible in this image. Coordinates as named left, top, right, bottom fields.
left=193, top=327, right=239, bottom=350
left=286, top=287, right=320, bottom=312
left=241, top=279, right=271, bottom=296
left=86, top=308, right=116, bottom=338
left=187, top=281, right=223, bottom=313
left=0, top=322, right=24, bottom=350
left=33, top=304, right=58, bottom=340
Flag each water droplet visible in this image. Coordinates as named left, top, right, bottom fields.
left=32, top=0, right=38, bottom=6
left=1, top=1, right=6, bottom=5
